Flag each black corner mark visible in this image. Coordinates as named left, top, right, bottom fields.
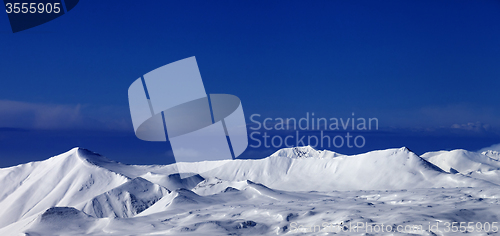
left=3, top=0, right=79, bottom=33
left=64, top=0, right=77, bottom=11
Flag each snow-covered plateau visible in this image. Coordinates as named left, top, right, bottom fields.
left=1, top=146, right=500, bottom=235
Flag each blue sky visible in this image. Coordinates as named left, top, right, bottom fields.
left=1, top=0, right=499, bottom=167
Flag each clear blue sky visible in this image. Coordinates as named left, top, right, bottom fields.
left=1, top=0, right=499, bottom=167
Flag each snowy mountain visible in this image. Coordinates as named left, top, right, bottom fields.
left=1, top=146, right=500, bottom=235
left=0, top=148, right=129, bottom=229
left=78, top=177, right=169, bottom=218
left=269, top=145, right=344, bottom=159
left=25, top=207, right=100, bottom=236
left=422, top=149, right=500, bottom=185
left=199, top=146, right=490, bottom=191
left=421, top=149, right=500, bottom=173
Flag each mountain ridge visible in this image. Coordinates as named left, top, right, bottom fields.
left=0, top=145, right=499, bottom=233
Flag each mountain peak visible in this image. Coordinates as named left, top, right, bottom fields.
left=49, top=147, right=113, bottom=165
left=270, top=146, right=340, bottom=159
left=75, top=147, right=117, bottom=166
left=397, top=146, right=411, bottom=153
left=482, top=150, right=500, bottom=156
left=482, top=150, right=500, bottom=161
left=40, top=207, right=91, bottom=222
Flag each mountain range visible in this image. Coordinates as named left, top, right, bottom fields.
left=1, top=146, right=500, bottom=235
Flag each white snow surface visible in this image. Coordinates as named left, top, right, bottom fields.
left=1, top=146, right=500, bottom=235
left=422, top=149, right=500, bottom=185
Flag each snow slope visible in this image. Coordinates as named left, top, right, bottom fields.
left=422, top=149, right=500, bottom=185
left=9, top=187, right=500, bottom=236
left=77, top=177, right=170, bottom=218
left=0, top=148, right=129, bottom=229
left=24, top=207, right=102, bottom=236
left=199, top=147, right=491, bottom=191
left=1, top=146, right=500, bottom=235
left=421, top=149, right=500, bottom=174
